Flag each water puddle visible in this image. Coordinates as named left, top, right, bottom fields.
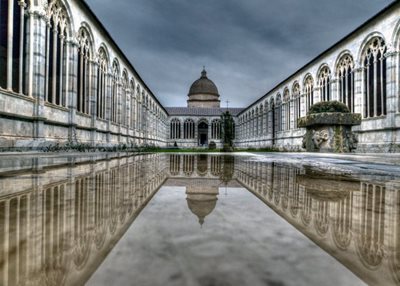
left=0, top=153, right=399, bottom=286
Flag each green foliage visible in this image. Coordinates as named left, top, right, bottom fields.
left=309, top=101, right=350, bottom=114
left=208, top=141, right=217, bottom=150
left=220, top=111, right=235, bottom=150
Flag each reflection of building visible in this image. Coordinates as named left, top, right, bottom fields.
left=2, top=153, right=400, bottom=285
left=0, top=154, right=168, bottom=286
left=235, top=157, right=400, bottom=286
left=186, top=180, right=220, bottom=226
left=165, top=154, right=239, bottom=225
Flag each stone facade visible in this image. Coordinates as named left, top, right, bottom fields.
left=235, top=1, right=400, bottom=152
left=0, top=0, right=168, bottom=150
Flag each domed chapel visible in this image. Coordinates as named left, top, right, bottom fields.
left=166, top=68, right=243, bottom=147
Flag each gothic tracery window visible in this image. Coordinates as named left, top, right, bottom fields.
left=96, top=47, right=108, bottom=120
left=292, top=82, right=301, bottom=129
left=211, top=119, right=221, bottom=139
left=318, top=66, right=331, bottom=102
left=170, top=118, right=181, bottom=139
left=337, top=54, right=355, bottom=112
left=0, top=0, right=28, bottom=94
left=183, top=119, right=195, bottom=139
left=260, top=104, right=264, bottom=135
left=275, top=94, right=282, bottom=132
left=77, top=27, right=92, bottom=114
left=46, top=0, right=70, bottom=106
left=121, top=71, right=128, bottom=126
left=304, top=75, right=314, bottom=112
left=130, top=80, right=136, bottom=129
left=111, top=60, right=120, bottom=123
left=362, top=37, right=387, bottom=118
left=283, top=88, right=290, bottom=130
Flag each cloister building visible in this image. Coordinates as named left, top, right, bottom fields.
left=1, top=0, right=400, bottom=152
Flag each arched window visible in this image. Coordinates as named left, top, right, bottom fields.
left=337, top=54, right=354, bottom=112
left=136, top=86, right=141, bottom=130
left=358, top=183, right=385, bottom=267
left=283, top=88, right=290, bottom=130
left=255, top=107, right=259, bottom=136
left=121, top=71, right=128, bottom=126
left=211, top=119, right=221, bottom=139
left=130, top=80, right=135, bottom=129
left=276, top=94, right=283, bottom=132
left=318, top=66, right=331, bottom=102
left=96, top=48, right=108, bottom=120
left=183, top=119, right=195, bottom=139
left=170, top=118, right=181, bottom=139
left=362, top=37, right=387, bottom=118
left=292, top=82, right=301, bottom=129
left=183, top=155, right=194, bottom=176
left=46, top=0, right=70, bottom=106
left=264, top=102, right=268, bottom=135
left=304, top=75, right=314, bottom=112
left=111, top=60, right=120, bottom=123
left=77, top=27, right=92, bottom=115
left=0, top=0, right=28, bottom=93
left=170, top=154, right=180, bottom=176
left=251, top=110, right=255, bottom=137
left=269, top=98, right=275, bottom=136
left=259, top=104, right=264, bottom=135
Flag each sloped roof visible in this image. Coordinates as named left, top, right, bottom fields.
left=165, top=107, right=244, bottom=116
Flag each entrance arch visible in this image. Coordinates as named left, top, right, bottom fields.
left=198, top=120, right=209, bottom=146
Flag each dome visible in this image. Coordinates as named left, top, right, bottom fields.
left=188, top=68, right=219, bottom=97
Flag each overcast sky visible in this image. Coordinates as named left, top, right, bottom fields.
left=86, top=0, right=393, bottom=108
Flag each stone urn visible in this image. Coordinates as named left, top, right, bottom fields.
left=298, top=112, right=361, bottom=153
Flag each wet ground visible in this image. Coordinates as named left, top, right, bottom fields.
left=0, top=152, right=399, bottom=285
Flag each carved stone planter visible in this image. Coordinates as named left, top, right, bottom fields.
left=298, top=113, right=361, bottom=153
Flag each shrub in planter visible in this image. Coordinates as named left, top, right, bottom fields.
left=309, top=101, right=350, bottom=114
left=209, top=141, right=216, bottom=150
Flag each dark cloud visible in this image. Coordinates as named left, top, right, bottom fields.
left=86, top=0, right=393, bottom=107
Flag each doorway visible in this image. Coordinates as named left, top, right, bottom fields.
left=198, top=121, right=208, bottom=146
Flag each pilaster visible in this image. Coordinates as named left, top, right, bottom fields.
left=67, top=38, right=79, bottom=143
left=90, top=60, right=98, bottom=146
left=31, top=12, right=47, bottom=141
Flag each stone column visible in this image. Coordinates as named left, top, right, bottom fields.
left=353, top=67, right=363, bottom=116
left=18, top=1, right=26, bottom=93
left=90, top=60, right=98, bottom=146
left=106, top=72, right=112, bottom=144
left=300, top=94, right=306, bottom=117
left=67, top=38, right=78, bottom=143
left=384, top=49, right=399, bottom=148
left=31, top=12, right=47, bottom=143
left=117, top=81, right=122, bottom=143
left=313, top=87, right=320, bottom=104
left=6, top=0, right=14, bottom=91
left=126, top=88, right=131, bottom=137
left=331, top=78, right=339, bottom=101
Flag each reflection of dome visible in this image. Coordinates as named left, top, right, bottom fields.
left=187, top=68, right=220, bottom=108
left=186, top=184, right=219, bottom=226
left=187, top=194, right=217, bottom=226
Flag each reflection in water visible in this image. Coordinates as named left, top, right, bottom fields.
left=1, top=153, right=400, bottom=285
left=0, top=154, right=167, bottom=286
left=235, top=158, right=400, bottom=286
